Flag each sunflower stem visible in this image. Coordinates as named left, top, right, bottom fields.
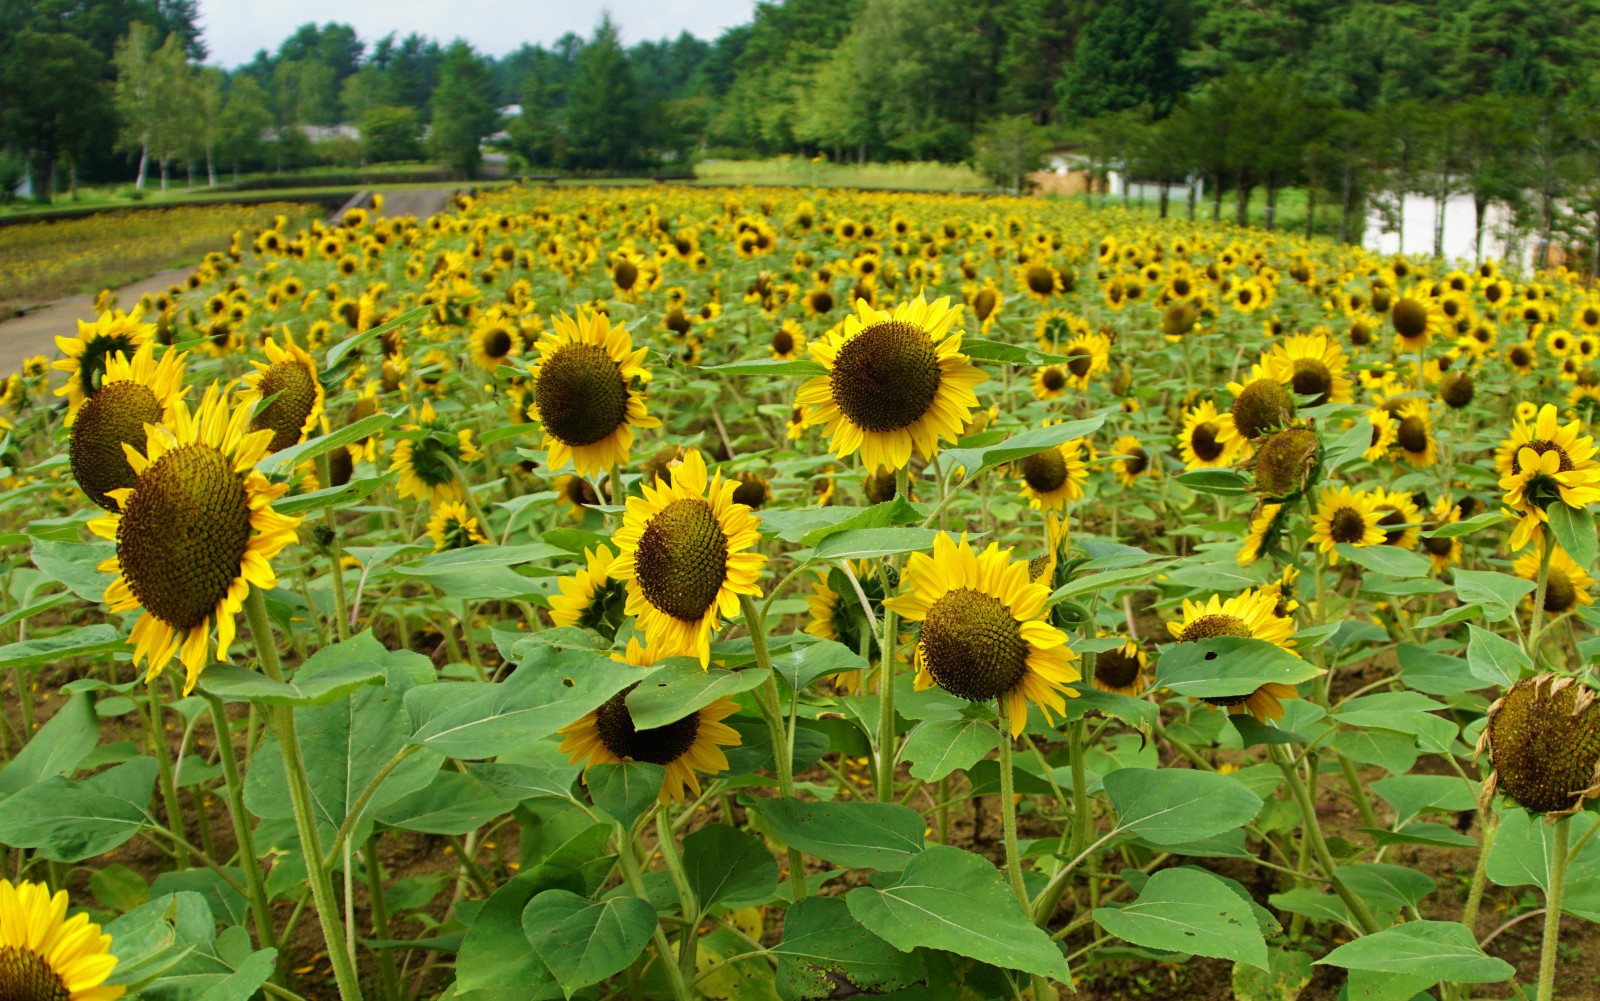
left=244, top=587, right=367, bottom=1001
left=1536, top=814, right=1571, bottom=1001
left=204, top=694, right=279, bottom=959
left=1528, top=528, right=1555, bottom=656
left=146, top=685, right=189, bottom=868
left=1269, top=744, right=1380, bottom=936
left=617, top=823, right=694, bottom=1001
left=442, top=454, right=493, bottom=548
left=654, top=809, right=700, bottom=978
left=362, top=837, right=403, bottom=1001
left=996, top=700, right=1028, bottom=907
left=315, top=452, right=351, bottom=640
left=739, top=593, right=808, bottom=900
left=876, top=549, right=902, bottom=804
left=1459, top=810, right=1498, bottom=941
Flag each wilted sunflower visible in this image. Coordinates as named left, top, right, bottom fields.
left=470, top=311, right=523, bottom=370
left=884, top=533, right=1080, bottom=736
left=795, top=295, right=986, bottom=471
left=390, top=401, right=484, bottom=506
left=426, top=501, right=487, bottom=551
left=0, top=879, right=124, bottom=1001
left=1016, top=433, right=1089, bottom=512
left=608, top=449, right=765, bottom=665
left=1112, top=435, right=1155, bottom=487
left=68, top=342, right=187, bottom=511
left=1309, top=485, right=1385, bottom=564
left=528, top=308, right=660, bottom=477
left=770, top=319, right=807, bottom=361
left=1389, top=289, right=1446, bottom=349
left=1480, top=674, right=1600, bottom=817
left=237, top=331, right=324, bottom=454
left=1091, top=636, right=1148, bottom=697
left=1251, top=426, right=1319, bottom=500
left=549, top=544, right=628, bottom=637
left=1263, top=333, right=1353, bottom=406
left=1178, top=401, right=1243, bottom=470
left=1166, top=589, right=1300, bottom=723
left=560, top=670, right=741, bottom=803
left=52, top=308, right=156, bottom=413
left=89, top=383, right=301, bottom=693
left=1237, top=503, right=1289, bottom=565
left=1513, top=544, right=1595, bottom=614
left=1496, top=404, right=1600, bottom=550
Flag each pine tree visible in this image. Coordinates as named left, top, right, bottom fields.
left=430, top=41, right=498, bottom=178
left=1057, top=0, right=1185, bottom=119
left=565, top=15, right=644, bottom=170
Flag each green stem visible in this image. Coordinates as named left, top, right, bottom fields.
left=244, top=588, right=367, bottom=1001
left=739, top=593, right=807, bottom=899
left=617, top=826, right=693, bottom=1001
left=316, top=452, right=351, bottom=641
left=1459, top=811, right=1498, bottom=939
left=1537, top=814, right=1570, bottom=1001
left=655, top=810, right=700, bottom=977
left=996, top=701, right=1028, bottom=907
left=205, top=694, right=279, bottom=956
left=1270, top=745, right=1380, bottom=936
left=361, top=838, right=403, bottom=1001
left=1528, top=529, right=1555, bottom=657
left=1068, top=719, right=1090, bottom=858
left=147, top=687, right=189, bottom=868
left=1337, top=752, right=1381, bottom=833
left=876, top=556, right=901, bottom=803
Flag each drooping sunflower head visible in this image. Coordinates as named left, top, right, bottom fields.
left=1439, top=370, right=1474, bottom=409
left=1309, top=485, right=1385, bottom=563
left=0, top=880, right=124, bottom=1001
left=1229, top=368, right=1296, bottom=441
left=795, top=296, right=987, bottom=471
left=238, top=331, right=324, bottom=454
left=52, top=309, right=157, bottom=412
left=1091, top=637, right=1148, bottom=697
left=88, top=382, right=301, bottom=693
left=1016, top=432, right=1089, bottom=512
left=1481, top=674, right=1600, bottom=817
left=884, top=533, right=1079, bottom=736
left=1237, top=502, right=1289, bottom=566
left=560, top=681, right=742, bottom=803
left=528, top=308, right=661, bottom=477
left=550, top=544, right=629, bottom=638
left=389, top=402, right=484, bottom=506
left=1251, top=426, right=1320, bottom=500
left=426, top=501, right=487, bottom=551
left=1166, top=588, right=1300, bottom=722
left=608, top=449, right=767, bottom=665
left=68, top=342, right=187, bottom=511
left=553, top=474, right=601, bottom=519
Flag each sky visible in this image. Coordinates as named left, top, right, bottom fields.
left=195, top=0, right=758, bottom=66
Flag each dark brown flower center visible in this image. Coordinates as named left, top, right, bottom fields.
left=920, top=587, right=1030, bottom=702
left=613, top=258, right=639, bottom=291
left=1393, top=298, right=1430, bottom=339
left=595, top=681, right=701, bottom=764
left=634, top=499, right=728, bottom=621
left=1397, top=416, right=1429, bottom=454
left=1290, top=359, right=1332, bottom=405
left=1095, top=647, right=1143, bottom=690
left=1041, top=367, right=1066, bottom=392
left=829, top=321, right=942, bottom=433
left=71, top=380, right=162, bottom=511
left=1190, top=422, right=1224, bottom=462
left=483, top=327, right=514, bottom=359
left=1329, top=506, right=1369, bottom=543
left=251, top=358, right=319, bottom=453
left=1021, top=448, right=1069, bottom=494
left=809, top=290, right=834, bottom=314
left=0, top=946, right=70, bottom=1001
left=1545, top=568, right=1578, bottom=613
left=535, top=343, right=629, bottom=447
left=772, top=328, right=795, bottom=355
left=1026, top=265, right=1056, bottom=295
left=975, top=288, right=998, bottom=320
left=1065, top=346, right=1093, bottom=377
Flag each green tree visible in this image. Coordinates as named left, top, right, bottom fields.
left=998, top=0, right=1084, bottom=122
left=565, top=16, right=644, bottom=170
left=361, top=105, right=423, bottom=163
left=430, top=41, right=498, bottom=177
left=112, top=20, right=162, bottom=190
left=971, top=115, right=1052, bottom=191
left=1057, top=0, right=1185, bottom=119
left=0, top=30, right=112, bottom=200
left=219, top=75, right=273, bottom=179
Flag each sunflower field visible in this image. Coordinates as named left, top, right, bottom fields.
left=2, top=185, right=1600, bottom=1001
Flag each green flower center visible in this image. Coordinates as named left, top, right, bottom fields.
left=535, top=342, right=629, bottom=447
left=634, top=498, right=729, bottom=622
left=920, top=587, right=1030, bottom=702
left=71, top=380, right=162, bottom=511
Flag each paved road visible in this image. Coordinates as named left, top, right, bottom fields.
left=0, top=186, right=455, bottom=379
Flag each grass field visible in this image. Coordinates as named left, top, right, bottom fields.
left=694, top=155, right=991, bottom=190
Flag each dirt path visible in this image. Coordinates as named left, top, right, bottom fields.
left=0, top=186, right=455, bottom=378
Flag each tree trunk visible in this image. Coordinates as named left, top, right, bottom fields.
left=159, top=157, right=169, bottom=192
left=1234, top=173, right=1250, bottom=227
left=1304, top=186, right=1317, bottom=240
left=135, top=143, right=149, bottom=191
left=1264, top=182, right=1278, bottom=231
left=1540, top=186, right=1555, bottom=269
left=1432, top=184, right=1446, bottom=258
left=1340, top=168, right=1354, bottom=244
left=1591, top=209, right=1600, bottom=281
left=1158, top=176, right=1170, bottom=219
left=1186, top=175, right=1197, bottom=221
left=207, top=146, right=216, bottom=187
left=1211, top=173, right=1223, bottom=221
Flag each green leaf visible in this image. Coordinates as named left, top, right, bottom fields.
left=1465, top=624, right=1530, bottom=688
left=810, top=527, right=945, bottom=563
left=522, top=890, right=657, bottom=998
left=1103, top=768, right=1264, bottom=846
left=846, top=845, right=1071, bottom=981
left=772, top=895, right=927, bottom=1000
left=0, top=690, right=99, bottom=795
left=30, top=538, right=114, bottom=601
left=0, top=757, right=156, bottom=861
left=1452, top=568, right=1534, bottom=622
left=1335, top=693, right=1458, bottom=753
left=759, top=798, right=924, bottom=870
left=1336, top=863, right=1436, bottom=912
left=1232, top=947, right=1314, bottom=1001
left=1093, top=867, right=1269, bottom=970
left=89, top=864, right=150, bottom=913
left=772, top=639, right=868, bottom=691
left=586, top=762, right=663, bottom=829
left=1335, top=544, right=1431, bottom=579
left=683, top=824, right=779, bottom=911
left=0, top=624, right=124, bottom=671
left=1155, top=637, right=1321, bottom=699
left=941, top=413, right=1109, bottom=482
left=1314, top=920, right=1512, bottom=983
left=701, top=358, right=828, bottom=377
left=1549, top=502, right=1597, bottom=570
left=258, top=410, right=399, bottom=476
left=455, top=865, right=582, bottom=996
left=624, top=663, right=765, bottom=730
left=961, top=337, right=1079, bottom=367
left=273, top=474, right=389, bottom=515
left=1175, top=468, right=1253, bottom=495
left=375, top=771, right=514, bottom=835
left=1423, top=510, right=1510, bottom=539
left=1369, top=774, right=1479, bottom=828
left=901, top=717, right=995, bottom=781
left=798, top=497, right=921, bottom=547
left=1049, top=563, right=1169, bottom=601
left=199, top=662, right=385, bottom=707
left=1487, top=809, right=1600, bottom=893
left=1397, top=644, right=1483, bottom=696
left=324, top=303, right=430, bottom=368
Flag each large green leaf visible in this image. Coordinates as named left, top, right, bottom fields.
left=1451, top=568, right=1534, bottom=622
left=0, top=690, right=99, bottom=796
left=810, top=527, right=945, bottom=563
left=1093, top=867, right=1269, bottom=970
left=1155, top=637, right=1321, bottom=699
left=258, top=409, right=399, bottom=476
left=0, top=757, right=156, bottom=861
left=683, top=824, right=779, bottom=911
left=375, top=771, right=515, bottom=835
left=1102, top=768, right=1264, bottom=845
left=772, top=639, right=868, bottom=692
left=798, top=497, right=921, bottom=547
left=772, top=895, right=926, bottom=1000
left=522, top=889, right=657, bottom=998
left=0, top=624, right=124, bottom=670
left=585, top=762, right=663, bottom=830
left=199, top=662, right=385, bottom=707
left=30, top=538, right=114, bottom=602
left=901, top=717, right=995, bottom=781
left=624, top=662, right=766, bottom=730
left=1335, top=544, right=1431, bottom=579
left=1465, top=624, right=1530, bottom=688
left=1549, top=501, right=1597, bottom=570
left=1314, top=920, right=1513, bottom=983
left=701, top=358, right=827, bottom=377
left=455, top=866, right=582, bottom=997
left=1486, top=808, right=1600, bottom=895
left=845, top=845, right=1071, bottom=981
left=940, top=414, right=1108, bottom=482
left=759, top=798, right=924, bottom=871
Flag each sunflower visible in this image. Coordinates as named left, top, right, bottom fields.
left=1166, top=589, right=1300, bottom=723
left=1512, top=543, right=1594, bottom=615
left=769, top=319, right=807, bottom=361
left=1480, top=674, right=1600, bottom=817
left=1373, top=489, right=1422, bottom=549
left=1389, top=289, right=1446, bottom=349
left=608, top=449, right=765, bottom=665
left=1420, top=494, right=1463, bottom=575
left=549, top=544, right=628, bottom=637
left=1361, top=408, right=1398, bottom=462
left=1263, top=333, right=1353, bottom=406
left=559, top=677, right=741, bottom=803
left=1033, top=365, right=1068, bottom=400
left=526, top=307, right=660, bottom=477
left=52, top=309, right=156, bottom=413
left=553, top=474, right=600, bottom=519
left=426, top=501, right=487, bottom=551
left=1112, top=435, right=1155, bottom=487
left=795, top=296, right=986, bottom=471
left=965, top=279, right=1004, bottom=331
left=1056, top=332, right=1111, bottom=391
left=1389, top=399, right=1437, bottom=467
left=1016, top=259, right=1064, bottom=302
left=1230, top=278, right=1268, bottom=313
left=390, top=401, right=484, bottom=506
left=1309, top=485, right=1385, bottom=564
left=884, top=534, right=1079, bottom=736
left=470, top=311, right=523, bottom=370
left=1016, top=432, right=1089, bottom=512
left=805, top=559, right=894, bottom=693
left=1091, top=636, right=1148, bottom=697
left=1495, top=404, right=1600, bottom=550
left=0, top=880, right=124, bottom=1001
left=1506, top=340, right=1538, bottom=375
left=68, top=342, right=187, bottom=511
left=1228, top=365, right=1297, bottom=441
left=802, top=286, right=836, bottom=318
left=88, top=383, right=301, bottom=693
left=1237, top=502, right=1289, bottom=566
left=1178, top=401, right=1243, bottom=470
left=237, top=331, right=324, bottom=454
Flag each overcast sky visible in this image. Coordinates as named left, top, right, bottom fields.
left=195, top=0, right=758, bottom=66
